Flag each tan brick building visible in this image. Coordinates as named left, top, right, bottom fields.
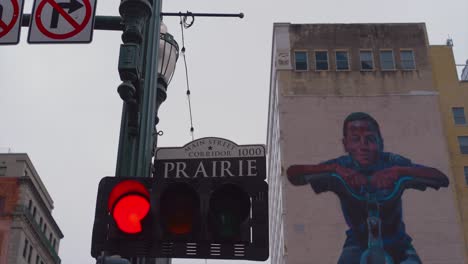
left=0, top=153, right=63, bottom=264
left=267, top=23, right=466, bottom=263
left=430, top=45, right=468, bottom=261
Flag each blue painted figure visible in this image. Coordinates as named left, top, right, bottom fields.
left=287, top=112, right=449, bottom=264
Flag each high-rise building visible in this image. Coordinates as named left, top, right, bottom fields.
left=0, top=153, right=63, bottom=264
left=267, top=23, right=466, bottom=263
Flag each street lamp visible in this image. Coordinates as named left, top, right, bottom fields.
left=154, top=21, right=179, bottom=124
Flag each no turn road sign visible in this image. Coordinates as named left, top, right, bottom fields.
left=0, top=0, right=24, bottom=45
left=28, top=0, right=96, bottom=43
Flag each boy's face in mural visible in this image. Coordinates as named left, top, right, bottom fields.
left=342, top=120, right=382, bottom=167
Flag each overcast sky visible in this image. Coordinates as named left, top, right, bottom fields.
left=0, top=0, right=467, bottom=264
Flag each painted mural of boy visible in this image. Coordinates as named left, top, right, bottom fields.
left=287, top=112, right=449, bottom=264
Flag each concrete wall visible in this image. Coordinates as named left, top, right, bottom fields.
left=282, top=23, right=435, bottom=97
left=279, top=95, right=465, bottom=263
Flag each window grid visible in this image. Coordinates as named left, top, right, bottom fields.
left=0, top=197, right=5, bottom=215
left=294, top=51, right=308, bottom=71
left=28, top=245, right=33, bottom=263
left=458, top=136, right=468, bottom=154
left=452, top=107, right=466, bottom=125
left=464, top=167, right=468, bottom=184
left=360, top=50, right=374, bottom=70
left=335, top=51, right=349, bottom=70
left=400, top=50, right=416, bottom=70
left=315, top=51, right=329, bottom=71
left=22, top=239, right=28, bottom=258
left=380, top=50, right=395, bottom=70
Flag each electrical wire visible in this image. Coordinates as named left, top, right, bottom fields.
left=180, top=15, right=195, bottom=141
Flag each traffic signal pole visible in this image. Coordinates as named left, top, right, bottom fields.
left=115, top=0, right=166, bottom=264
left=115, top=0, right=158, bottom=179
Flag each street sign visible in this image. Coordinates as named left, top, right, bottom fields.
left=0, top=0, right=24, bottom=45
left=154, top=137, right=266, bottom=180
left=28, top=0, right=97, bottom=43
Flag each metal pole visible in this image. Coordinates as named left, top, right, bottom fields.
left=115, top=0, right=169, bottom=263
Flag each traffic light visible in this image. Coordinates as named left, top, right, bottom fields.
left=91, top=138, right=269, bottom=261
left=91, top=176, right=268, bottom=261
left=151, top=176, right=268, bottom=261
left=91, top=177, right=155, bottom=258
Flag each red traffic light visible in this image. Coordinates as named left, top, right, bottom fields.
left=108, top=180, right=150, bottom=234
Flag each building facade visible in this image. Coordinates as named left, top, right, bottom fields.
left=0, top=153, right=63, bottom=264
left=430, top=45, right=468, bottom=260
left=267, top=23, right=466, bottom=263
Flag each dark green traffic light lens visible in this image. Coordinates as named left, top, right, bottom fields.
left=209, top=183, right=251, bottom=241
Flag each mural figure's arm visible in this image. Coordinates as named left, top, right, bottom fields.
left=286, top=164, right=366, bottom=189
left=370, top=166, right=449, bottom=189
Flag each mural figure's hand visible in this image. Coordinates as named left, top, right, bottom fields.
left=335, top=165, right=367, bottom=189
left=370, top=167, right=400, bottom=189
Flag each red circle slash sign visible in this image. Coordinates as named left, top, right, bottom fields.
left=35, top=0, right=91, bottom=39
left=0, top=0, right=19, bottom=38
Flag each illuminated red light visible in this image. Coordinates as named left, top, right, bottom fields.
left=108, top=180, right=151, bottom=234
left=112, top=194, right=150, bottom=234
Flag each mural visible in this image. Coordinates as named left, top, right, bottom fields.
left=286, top=112, right=449, bottom=264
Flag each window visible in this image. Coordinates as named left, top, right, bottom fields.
left=0, top=231, right=3, bottom=252
left=23, top=239, right=29, bottom=257
left=400, top=50, right=416, bottom=70
left=452, top=107, right=466, bottom=125
left=0, top=197, right=4, bottom=215
left=315, top=51, right=329, bottom=70
left=28, top=245, right=33, bottom=263
left=380, top=50, right=395, bottom=70
left=36, top=255, right=40, bottom=264
left=464, top=167, right=468, bottom=184
left=360, top=50, right=374, bottom=70
left=32, top=207, right=36, bottom=218
left=49, top=233, right=52, bottom=241
left=28, top=200, right=32, bottom=210
left=294, top=51, right=308, bottom=71
left=0, top=167, right=6, bottom=176
left=335, top=51, right=349, bottom=70
left=39, top=217, right=43, bottom=226
left=458, top=136, right=468, bottom=154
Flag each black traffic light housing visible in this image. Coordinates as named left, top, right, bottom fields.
left=91, top=176, right=268, bottom=261
left=151, top=176, right=268, bottom=260
left=91, top=138, right=269, bottom=261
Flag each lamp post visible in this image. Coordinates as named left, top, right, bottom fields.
left=114, top=2, right=176, bottom=264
